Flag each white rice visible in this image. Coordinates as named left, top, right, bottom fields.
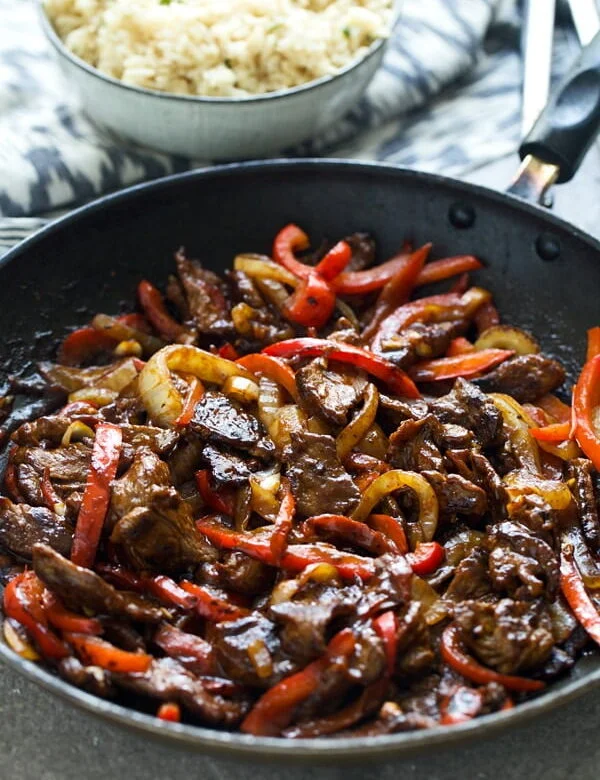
left=44, top=0, right=392, bottom=97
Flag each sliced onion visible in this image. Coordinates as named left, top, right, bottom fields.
left=490, top=393, right=541, bottom=474
left=411, top=577, right=448, bottom=626
left=270, top=578, right=300, bottom=605
left=92, top=313, right=164, bottom=356
left=504, top=471, right=573, bottom=510
left=247, top=638, right=274, bottom=679
left=61, top=421, right=95, bottom=447
left=68, top=387, right=118, bottom=406
left=234, top=254, right=298, bottom=287
left=3, top=618, right=40, bottom=661
left=270, top=405, right=308, bottom=448
left=474, top=325, right=539, bottom=355
left=307, top=416, right=335, bottom=435
left=138, top=345, right=255, bottom=427
left=250, top=477, right=280, bottom=521
left=354, top=423, right=388, bottom=460
left=114, top=339, right=143, bottom=358
left=231, top=303, right=256, bottom=336
left=95, top=358, right=140, bottom=392
left=352, top=469, right=439, bottom=541
left=254, top=278, right=292, bottom=310
left=336, top=383, right=379, bottom=461
left=444, top=529, right=487, bottom=567
left=223, top=375, right=260, bottom=405
left=258, top=377, right=285, bottom=435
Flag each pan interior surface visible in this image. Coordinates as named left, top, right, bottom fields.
left=1, top=159, right=599, bottom=759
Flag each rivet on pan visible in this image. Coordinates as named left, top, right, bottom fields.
left=535, top=233, right=561, bottom=261
left=448, top=202, right=476, bottom=230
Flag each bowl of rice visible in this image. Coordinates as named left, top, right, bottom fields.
left=40, top=0, right=397, bottom=160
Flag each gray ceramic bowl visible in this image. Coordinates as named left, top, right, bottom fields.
left=39, top=2, right=400, bottom=160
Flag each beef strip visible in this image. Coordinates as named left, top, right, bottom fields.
left=32, top=544, right=165, bottom=622
left=175, top=250, right=232, bottom=335
left=488, top=521, right=559, bottom=600
left=211, top=613, right=297, bottom=688
left=109, top=447, right=171, bottom=527
left=119, top=425, right=180, bottom=460
left=454, top=598, right=554, bottom=674
left=445, top=549, right=492, bottom=601
left=113, top=656, right=248, bottom=726
left=472, top=354, right=566, bottom=402
left=284, top=431, right=360, bottom=517
left=422, top=471, right=488, bottom=520
left=58, top=657, right=115, bottom=698
left=378, top=321, right=466, bottom=369
left=567, top=458, right=600, bottom=553
left=296, top=358, right=367, bottom=425
left=11, top=415, right=92, bottom=447
left=199, top=443, right=260, bottom=486
left=344, top=232, right=376, bottom=271
left=0, top=498, right=72, bottom=559
left=110, top=487, right=217, bottom=571
left=430, top=378, right=504, bottom=448
left=213, top=551, right=275, bottom=596
left=387, top=417, right=444, bottom=472
left=377, top=394, right=429, bottom=428
left=270, top=582, right=362, bottom=664
left=507, top=493, right=557, bottom=546
left=229, top=270, right=295, bottom=349
left=12, top=442, right=91, bottom=483
left=345, top=622, right=386, bottom=685
left=191, top=390, right=274, bottom=459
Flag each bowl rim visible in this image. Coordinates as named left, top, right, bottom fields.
left=2, top=157, right=600, bottom=761
left=38, top=0, right=400, bottom=105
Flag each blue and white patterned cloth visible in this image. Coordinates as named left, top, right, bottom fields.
left=0, top=0, right=578, bottom=251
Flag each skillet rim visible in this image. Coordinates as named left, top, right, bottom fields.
left=1, top=157, right=599, bottom=760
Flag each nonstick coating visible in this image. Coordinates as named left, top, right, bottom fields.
left=1, top=159, right=599, bottom=761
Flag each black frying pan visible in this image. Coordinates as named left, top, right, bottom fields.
left=1, top=32, right=600, bottom=764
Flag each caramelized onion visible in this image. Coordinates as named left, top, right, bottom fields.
left=336, top=383, right=379, bottom=461
left=475, top=325, right=539, bottom=355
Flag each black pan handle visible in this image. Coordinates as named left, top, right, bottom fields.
left=519, top=29, right=600, bottom=183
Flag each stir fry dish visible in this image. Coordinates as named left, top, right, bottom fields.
left=1, top=225, right=600, bottom=738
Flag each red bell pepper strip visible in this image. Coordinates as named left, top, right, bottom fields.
left=474, top=299, right=500, bottom=334
left=270, top=478, right=296, bottom=563
left=370, top=292, right=464, bottom=353
left=42, top=592, right=103, bottom=636
left=572, top=354, right=600, bottom=470
left=282, top=271, right=336, bottom=329
left=3, top=572, right=70, bottom=660
left=408, top=349, right=513, bottom=382
left=117, top=312, right=153, bottom=333
left=153, top=623, right=214, bottom=674
left=587, top=327, right=600, bottom=361
left=372, top=611, right=398, bottom=675
left=367, top=514, right=409, bottom=554
left=157, top=702, right=181, bottom=722
left=138, top=280, right=186, bottom=342
left=314, top=240, right=353, bottom=281
left=416, top=255, right=483, bottom=286
left=71, top=423, right=123, bottom=569
left=530, top=422, right=571, bottom=443
left=236, top=353, right=298, bottom=400
left=95, top=564, right=197, bottom=611
left=440, top=625, right=545, bottom=692
left=57, top=327, right=116, bottom=366
left=179, top=581, right=249, bottom=623
left=407, top=541, right=445, bottom=576
left=217, top=343, right=240, bottom=361
left=174, top=376, right=204, bottom=426
left=440, top=686, right=484, bottom=726
left=4, top=464, right=24, bottom=504
left=448, top=273, right=471, bottom=294
left=361, top=245, right=431, bottom=341
left=304, top=514, right=399, bottom=556
left=272, top=224, right=312, bottom=279
left=41, top=467, right=62, bottom=512
left=64, top=632, right=152, bottom=673
left=241, top=628, right=356, bottom=736
left=263, top=338, right=420, bottom=399
left=560, top=541, right=600, bottom=646
left=195, top=470, right=235, bottom=516
left=446, top=337, right=475, bottom=357
left=331, top=247, right=415, bottom=295
left=196, top=520, right=375, bottom=581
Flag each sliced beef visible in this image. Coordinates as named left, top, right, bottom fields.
left=270, top=582, right=361, bottom=664
left=0, top=498, right=72, bottom=559
left=472, top=354, right=566, bottom=403
left=119, top=425, right=179, bottom=459
left=430, top=378, right=503, bottom=448
left=110, top=487, right=217, bottom=572
left=211, top=613, right=297, bottom=688
left=488, top=521, right=559, bottom=600
left=284, top=431, right=360, bottom=517
left=387, top=417, right=444, bottom=472
left=345, top=622, right=386, bottom=685
left=454, top=598, right=554, bottom=675
left=379, top=321, right=466, bottom=369
left=445, top=549, right=492, bottom=601
left=113, top=656, right=248, bottom=726
left=507, top=493, right=556, bottom=546
left=175, top=250, right=232, bottom=335
left=191, top=390, right=274, bottom=459
left=58, top=657, right=115, bottom=698
left=378, top=394, right=429, bottom=427
left=12, top=443, right=91, bottom=483
left=11, top=415, right=90, bottom=447
left=214, top=551, right=275, bottom=596
left=567, top=458, right=600, bottom=553
left=167, top=437, right=205, bottom=485
left=356, top=553, right=413, bottom=618
left=199, top=443, right=260, bottom=486
left=32, top=544, right=164, bottom=622
left=109, top=448, right=171, bottom=527
left=229, top=270, right=295, bottom=348
left=296, top=358, right=367, bottom=425
left=344, top=232, right=376, bottom=271
left=423, top=471, right=488, bottom=520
